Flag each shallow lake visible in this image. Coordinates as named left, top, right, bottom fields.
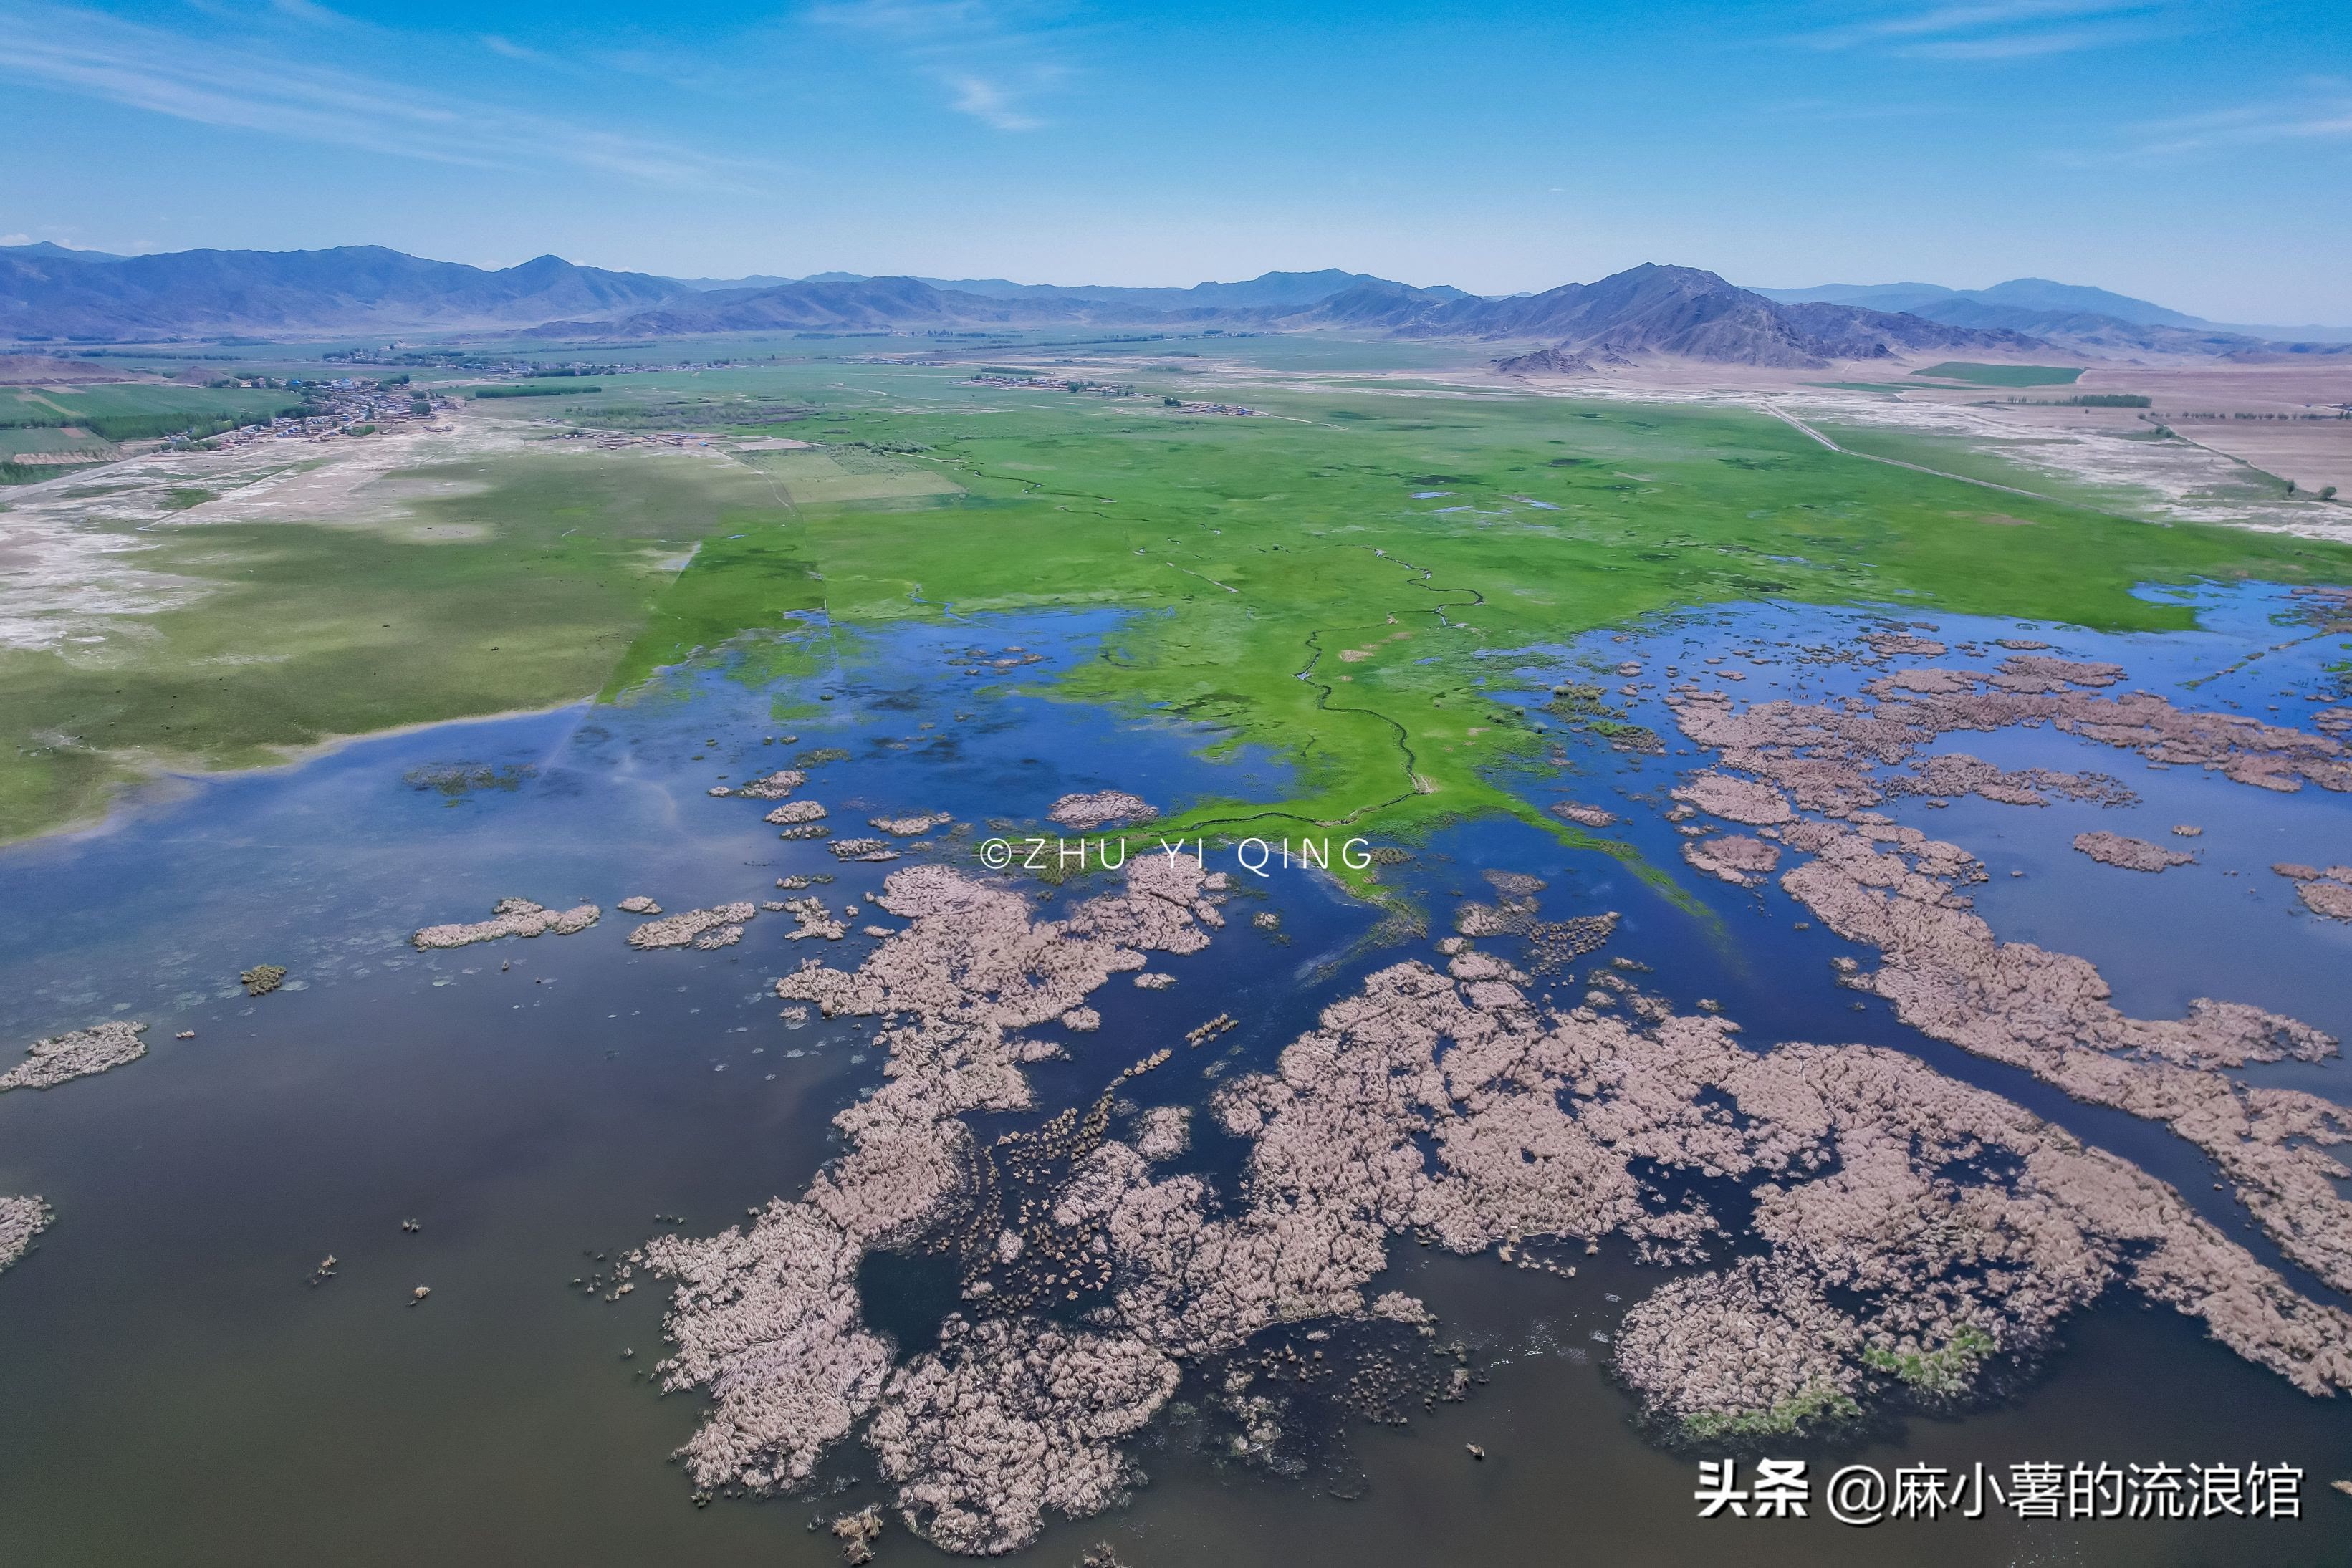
left=2, top=586, right=2348, bottom=1567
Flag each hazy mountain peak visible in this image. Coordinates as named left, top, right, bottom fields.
left=1, top=241, right=126, bottom=264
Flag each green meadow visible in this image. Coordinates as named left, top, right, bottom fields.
left=599, top=362, right=2349, bottom=875
left=0, top=449, right=786, bottom=839
left=0, top=382, right=302, bottom=426
left=1911, top=362, right=2085, bottom=387
left=4, top=354, right=2346, bottom=848
left=0, top=383, right=306, bottom=471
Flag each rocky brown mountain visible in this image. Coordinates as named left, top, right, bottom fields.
left=1415, top=264, right=2042, bottom=367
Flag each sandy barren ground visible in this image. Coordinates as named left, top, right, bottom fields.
left=0, top=408, right=757, bottom=653
left=2164, top=421, right=2352, bottom=498
left=0, top=414, right=513, bottom=652
left=1962, top=361, right=2352, bottom=498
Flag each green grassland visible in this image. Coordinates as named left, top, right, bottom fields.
left=1810, top=380, right=1967, bottom=395
left=596, top=362, right=2349, bottom=883
left=0, top=383, right=302, bottom=425
left=471, top=383, right=598, bottom=398
left=5, top=353, right=2347, bottom=854
left=0, top=383, right=306, bottom=458
left=0, top=426, right=110, bottom=458
left=1911, top=362, right=2084, bottom=388
left=0, top=450, right=791, bottom=838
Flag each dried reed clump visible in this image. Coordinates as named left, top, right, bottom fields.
left=630, top=650, right=2352, bottom=1548
left=0, top=1194, right=54, bottom=1271
left=628, top=903, right=757, bottom=951
left=1132, top=1105, right=1191, bottom=1160
left=2300, top=880, right=2352, bottom=921
left=412, top=898, right=600, bottom=950
left=867, top=1317, right=1179, bottom=1555
left=2072, top=830, right=2195, bottom=872
left=1684, top=834, right=1782, bottom=886
left=638, top=1198, right=891, bottom=1492
left=2274, top=862, right=2352, bottom=922
left=1671, top=651, right=2348, bottom=815
left=1663, top=642, right=2352, bottom=1305
left=1671, top=771, right=1792, bottom=825
left=1773, top=815, right=2352, bottom=1296
left=1047, top=792, right=1158, bottom=829
left=871, top=812, right=952, bottom=837
left=1, top=1021, right=148, bottom=1092
left=782, top=898, right=847, bottom=941
left=739, top=770, right=807, bottom=799
left=643, top=860, right=1219, bottom=1548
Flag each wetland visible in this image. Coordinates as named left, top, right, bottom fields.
left=4, top=339, right=2351, bottom=1566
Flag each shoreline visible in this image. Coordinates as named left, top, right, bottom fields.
left=0, top=696, right=597, bottom=856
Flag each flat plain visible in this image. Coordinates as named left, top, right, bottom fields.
left=3, top=341, right=2348, bottom=852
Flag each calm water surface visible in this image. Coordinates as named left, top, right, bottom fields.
left=3, top=590, right=2348, bottom=1567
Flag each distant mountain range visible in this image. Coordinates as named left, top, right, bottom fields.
left=6, top=242, right=2345, bottom=365
left=1386, top=264, right=2045, bottom=368
left=1754, top=277, right=2352, bottom=348
left=672, top=267, right=1476, bottom=311
left=526, top=262, right=2039, bottom=367
left=0, top=244, right=1477, bottom=342
left=0, top=244, right=680, bottom=339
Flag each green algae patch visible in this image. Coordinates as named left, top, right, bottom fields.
left=1677, top=1381, right=1866, bottom=1446
left=1864, top=1324, right=1998, bottom=1400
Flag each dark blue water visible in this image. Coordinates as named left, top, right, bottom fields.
left=1, top=588, right=2349, bottom=1567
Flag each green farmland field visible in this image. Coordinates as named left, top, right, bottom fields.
left=0, top=383, right=303, bottom=426
left=1911, top=362, right=2085, bottom=388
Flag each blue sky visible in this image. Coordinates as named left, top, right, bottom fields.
left=2, top=0, right=2348, bottom=322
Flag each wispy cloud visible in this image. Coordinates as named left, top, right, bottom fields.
left=1898, top=20, right=2169, bottom=57
left=1754, top=95, right=1953, bottom=121
left=269, top=0, right=355, bottom=28
left=2033, top=78, right=2352, bottom=168
left=2125, top=87, right=2352, bottom=157
left=809, top=0, right=1004, bottom=33
left=0, top=1, right=770, bottom=189
left=1800, top=0, right=2178, bottom=59
left=481, top=34, right=549, bottom=64
left=810, top=0, right=1072, bottom=130
left=943, top=72, right=1042, bottom=131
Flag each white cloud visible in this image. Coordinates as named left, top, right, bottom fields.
left=0, top=1, right=771, bottom=190
left=809, top=0, right=1072, bottom=130
left=269, top=0, right=352, bottom=27
left=943, top=72, right=1042, bottom=131
left=1896, top=20, right=2166, bottom=57
left=807, top=0, right=1002, bottom=34
left=481, top=34, right=547, bottom=64
left=1800, top=0, right=2176, bottom=58
left=2128, top=92, right=2352, bottom=157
